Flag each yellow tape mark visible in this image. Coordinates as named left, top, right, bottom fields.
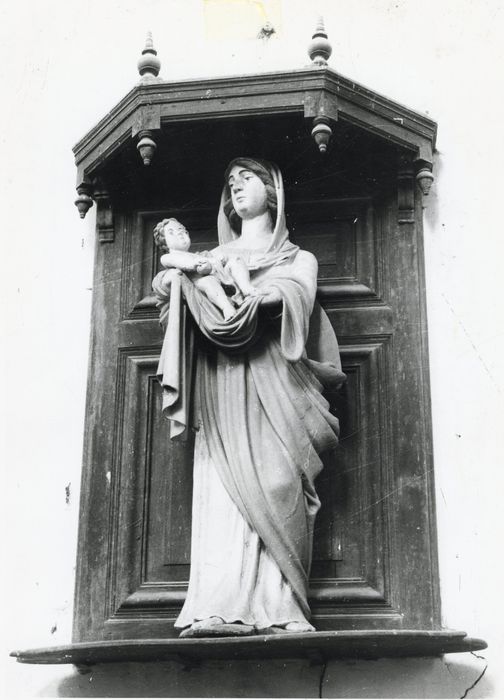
left=203, top=0, right=282, bottom=40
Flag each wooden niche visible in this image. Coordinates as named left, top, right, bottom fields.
left=72, top=66, right=443, bottom=644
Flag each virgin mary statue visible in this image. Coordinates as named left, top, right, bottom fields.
left=152, top=158, right=345, bottom=636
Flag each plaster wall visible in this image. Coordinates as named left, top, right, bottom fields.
left=2, top=1, right=503, bottom=697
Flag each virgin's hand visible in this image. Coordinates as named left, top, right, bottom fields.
left=196, top=261, right=212, bottom=275
left=152, top=267, right=181, bottom=301
left=158, top=268, right=181, bottom=291
left=165, top=268, right=182, bottom=278
left=259, top=288, right=282, bottom=306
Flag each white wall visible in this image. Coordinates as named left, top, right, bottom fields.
left=3, top=0, right=503, bottom=696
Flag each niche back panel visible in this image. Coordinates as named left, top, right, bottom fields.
left=74, top=181, right=438, bottom=642
left=81, top=195, right=409, bottom=641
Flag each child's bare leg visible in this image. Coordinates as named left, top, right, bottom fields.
left=226, top=257, right=259, bottom=297
left=194, top=276, right=236, bottom=320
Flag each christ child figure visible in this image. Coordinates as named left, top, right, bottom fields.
left=153, top=218, right=259, bottom=321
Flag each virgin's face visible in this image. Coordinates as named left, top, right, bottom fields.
left=228, top=165, right=268, bottom=220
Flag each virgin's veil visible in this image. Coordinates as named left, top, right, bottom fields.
left=217, top=160, right=290, bottom=252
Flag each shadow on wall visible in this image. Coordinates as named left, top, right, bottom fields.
left=39, top=655, right=490, bottom=698
left=424, top=152, right=442, bottom=232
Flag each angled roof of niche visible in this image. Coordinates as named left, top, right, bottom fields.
left=73, top=23, right=437, bottom=211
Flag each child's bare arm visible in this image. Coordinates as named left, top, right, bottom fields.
left=160, top=251, right=203, bottom=272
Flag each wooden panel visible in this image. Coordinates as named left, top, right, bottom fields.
left=102, top=338, right=400, bottom=635
left=309, top=341, right=396, bottom=625
left=107, top=352, right=195, bottom=617
left=145, top=376, right=194, bottom=582
left=100, top=194, right=405, bottom=637
left=289, top=198, right=380, bottom=301
left=73, top=216, right=125, bottom=643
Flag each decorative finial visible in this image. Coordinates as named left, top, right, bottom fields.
left=416, top=167, right=434, bottom=196
left=137, top=130, right=157, bottom=165
left=137, top=31, right=161, bottom=83
left=145, top=31, right=154, bottom=51
left=74, top=184, right=94, bottom=219
left=308, top=17, right=332, bottom=67
left=311, top=116, right=332, bottom=153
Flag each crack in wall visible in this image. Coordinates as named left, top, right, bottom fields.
left=460, top=653, right=488, bottom=699
left=318, top=660, right=328, bottom=698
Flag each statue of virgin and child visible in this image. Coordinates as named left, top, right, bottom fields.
left=152, top=157, right=346, bottom=637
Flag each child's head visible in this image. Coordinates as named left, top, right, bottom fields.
left=153, top=218, right=190, bottom=253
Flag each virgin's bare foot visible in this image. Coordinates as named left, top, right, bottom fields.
left=179, top=618, right=255, bottom=638
left=284, top=621, right=315, bottom=632
left=256, top=621, right=316, bottom=635
left=191, top=616, right=225, bottom=630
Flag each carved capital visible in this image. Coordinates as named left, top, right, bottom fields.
left=132, top=104, right=161, bottom=136
left=303, top=90, right=339, bottom=122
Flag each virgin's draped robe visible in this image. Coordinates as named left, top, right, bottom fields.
left=152, top=165, right=345, bottom=628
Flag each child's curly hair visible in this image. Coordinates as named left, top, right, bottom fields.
left=153, top=218, right=181, bottom=253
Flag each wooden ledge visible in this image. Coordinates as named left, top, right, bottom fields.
left=11, top=630, right=487, bottom=666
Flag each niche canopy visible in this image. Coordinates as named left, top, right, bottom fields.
left=73, top=21, right=436, bottom=222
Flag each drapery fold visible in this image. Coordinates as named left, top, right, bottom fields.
left=153, top=253, right=342, bottom=615
left=153, top=271, right=194, bottom=440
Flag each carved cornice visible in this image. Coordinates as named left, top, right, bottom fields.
left=73, top=67, right=437, bottom=184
